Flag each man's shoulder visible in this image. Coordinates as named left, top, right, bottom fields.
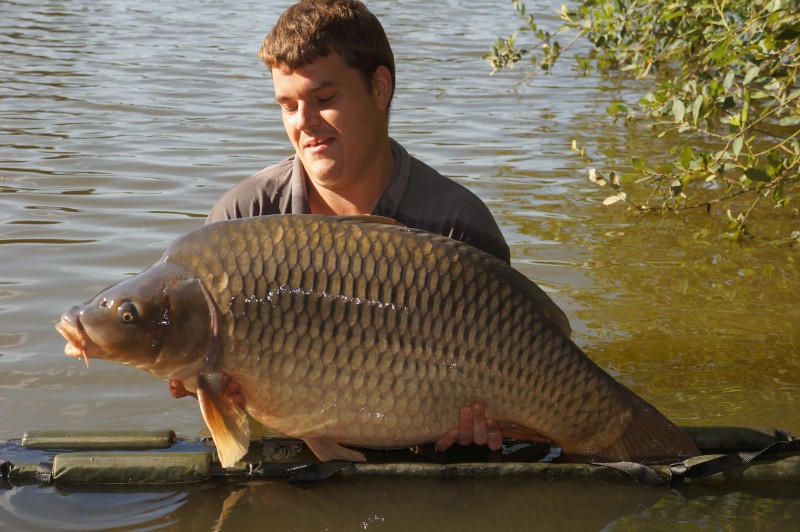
left=397, top=153, right=510, bottom=263
left=405, top=156, right=494, bottom=213
left=227, top=157, right=294, bottom=195
left=206, top=157, right=295, bottom=223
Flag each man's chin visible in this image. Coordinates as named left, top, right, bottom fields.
left=301, top=158, right=341, bottom=184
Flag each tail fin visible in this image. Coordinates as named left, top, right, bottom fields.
left=593, top=394, right=699, bottom=464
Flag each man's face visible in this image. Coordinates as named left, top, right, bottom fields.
left=272, top=53, right=392, bottom=187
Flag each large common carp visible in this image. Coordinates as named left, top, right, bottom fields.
left=57, top=214, right=699, bottom=467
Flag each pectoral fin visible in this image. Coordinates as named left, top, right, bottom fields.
left=197, top=374, right=251, bottom=468
left=303, top=438, right=366, bottom=462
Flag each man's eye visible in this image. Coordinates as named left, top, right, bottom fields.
left=281, top=105, right=297, bottom=113
left=318, top=95, right=334, bottom=105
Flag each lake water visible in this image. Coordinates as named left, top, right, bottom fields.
left=2, top=0, right=799, bottom=529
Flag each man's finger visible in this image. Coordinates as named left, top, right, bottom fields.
left=486, top=417, right=503, bottom=451
left=456, top=405, right=474, bottom=446
left=435, top=428, right=460, bottom=452
left=471, top=402, right=488, bottom=446
left=221, top=375, right=245, bottom=407
left=168, top=380, right=194, bottom=399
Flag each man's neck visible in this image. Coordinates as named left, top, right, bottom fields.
left=306, top=142, right=395, bottom=216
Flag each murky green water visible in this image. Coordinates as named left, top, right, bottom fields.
left=1, top=0, right=798, bottom=529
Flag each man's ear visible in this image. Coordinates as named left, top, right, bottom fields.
left=372, top=65, right=393, bottom=111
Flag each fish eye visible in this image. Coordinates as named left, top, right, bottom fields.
left=117, top=301, right=139, bottom=323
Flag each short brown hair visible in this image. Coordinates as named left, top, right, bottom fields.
left=259, top=0, right=395, bottom=105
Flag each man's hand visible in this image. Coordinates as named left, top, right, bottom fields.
left=435, top=402, right=503, bottom=452
left=168, top=376, right=245, bottom=407
left=168, top=380, right=195, bottom=399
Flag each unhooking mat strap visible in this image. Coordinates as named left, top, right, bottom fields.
left=671, top=438, right=800, bottom=481
left=593, top=437, right=800, bottom=485
left=587, top=460, right=665, bottom=485
left=278, top=460, right=354, bottom=483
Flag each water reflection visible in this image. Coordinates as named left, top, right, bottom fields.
left=609, top=486, right=800, bottom=530
left=194, top=478, right=665, bottom=531
left=0, top=485, right=188, bottom=531
left=2, top=478, right=799, bottom=531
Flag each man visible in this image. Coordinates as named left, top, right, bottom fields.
left=174, top=0, right=507, bottom=453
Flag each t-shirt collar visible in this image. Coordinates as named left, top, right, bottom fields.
left=290, top=155, right=311, bottom=214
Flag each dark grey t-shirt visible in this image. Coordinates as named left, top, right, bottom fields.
left=207, top=139, right=510, bottom=264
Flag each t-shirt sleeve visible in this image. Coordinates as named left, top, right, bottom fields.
left=386, top=159, right=511, bottom=263
left=449, top=213, right=510, bottom=264
left=205, top=159, right=295, bottom=225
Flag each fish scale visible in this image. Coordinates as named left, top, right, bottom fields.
left=58, top=214, right=699, bottom=466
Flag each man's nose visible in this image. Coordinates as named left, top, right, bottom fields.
left=297, top=102, right=320, bottom=131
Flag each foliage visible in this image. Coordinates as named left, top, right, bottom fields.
left=486, top=0, right=800, bottom=240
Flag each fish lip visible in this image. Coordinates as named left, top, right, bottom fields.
left=55, top=314, right=95, bottom=367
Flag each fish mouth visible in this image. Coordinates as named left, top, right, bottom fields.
left=55, top=314, right=96, bottom=368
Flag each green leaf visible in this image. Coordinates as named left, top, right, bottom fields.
left=680, top=145, right=692, bottom=170
left=732, top=136, right=743, bottom=158
left=672, top=98, right=685, bottom=122
left=712, top=40, right=731, bottom=63
left=632, top=157, right=645, bottom=170
left=741, top=95, right=749, bottom=125
left=723, top=71, right=735, bottom=90
left=779, top=116, right=800, bottom=127
left=744, top=167, right=770, bottom=182
left=692, top=94, right=703, bottom=123
left=743, top=66, right=760, bottom=85
left=661, top=11, right=684, bottom=21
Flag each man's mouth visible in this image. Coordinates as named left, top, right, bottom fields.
left=304, top=137, right=333, bottom=152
